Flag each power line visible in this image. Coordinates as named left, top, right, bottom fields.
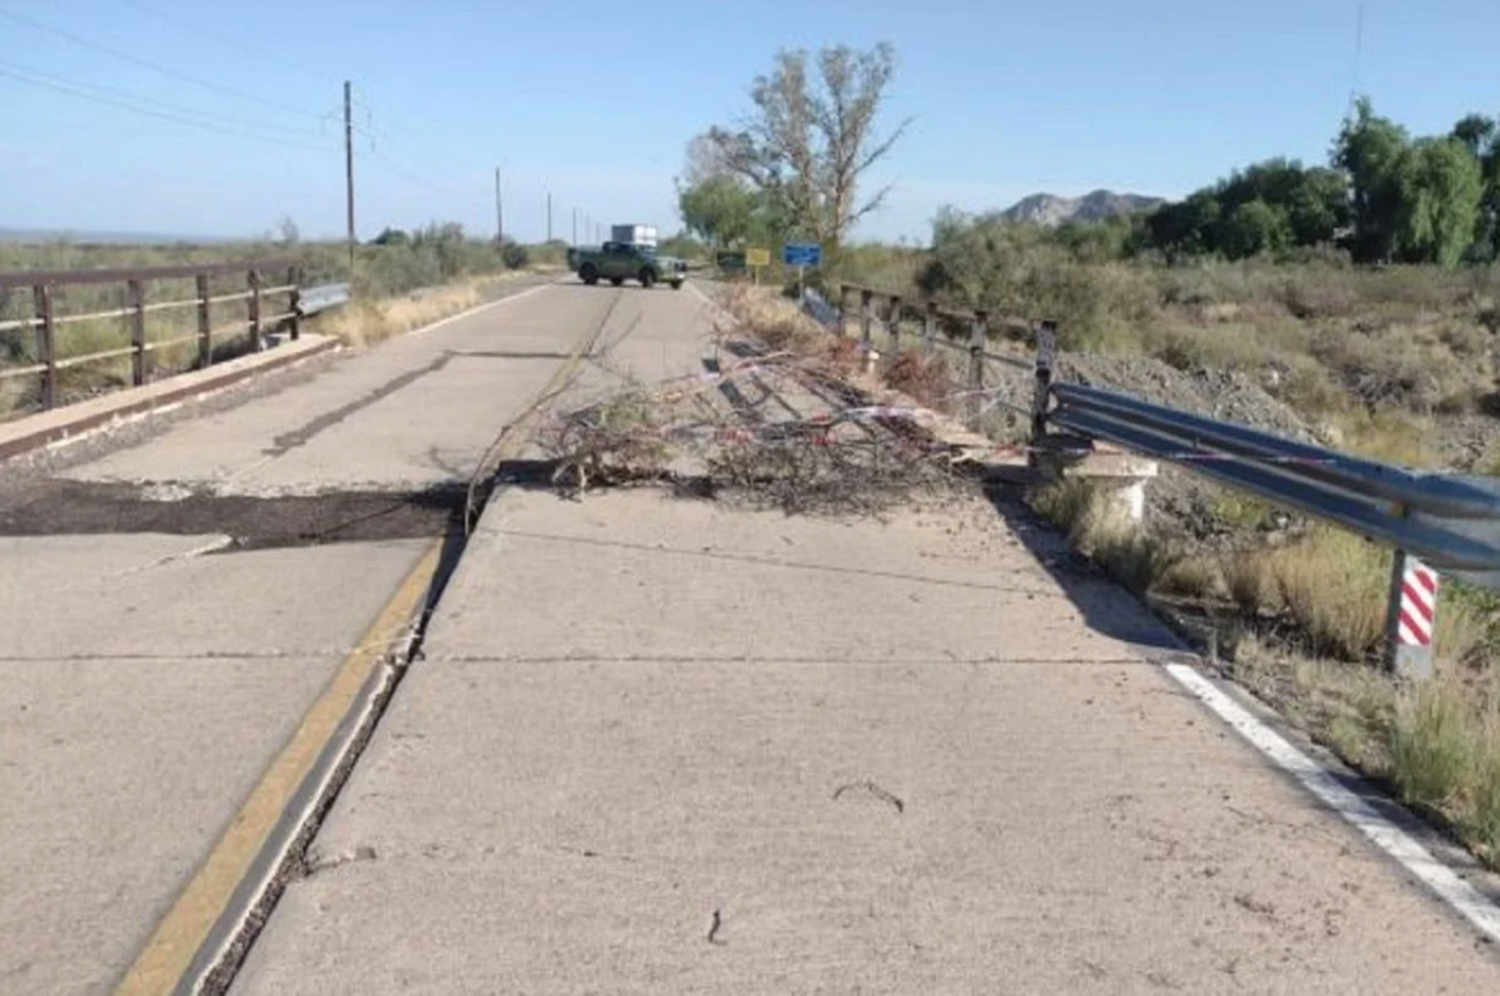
left=116, top=0, right=331, bottom=85
left=0, top=55, right=329, bottom=144
left=367, top=147, right=459, bottom=196
left=0, top=6, right=324, bottom=121
left=0, top=61, right=336, bottom=154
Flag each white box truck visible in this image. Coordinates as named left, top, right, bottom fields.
left=611, top=224, right=658, bottom=248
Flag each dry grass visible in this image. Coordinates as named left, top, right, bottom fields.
left=1232, top=635, right=1500, bottom=867
left=883, top=349, right=956, bottom=411
left=310, top=277, right=490, bottom=349
left=1266, top=529, right=1391, bottom=661
left=1030, top=478, right=1180, bottom=595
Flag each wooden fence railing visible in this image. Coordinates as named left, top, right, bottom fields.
left=0, top=260, right=302, bottom=411
left=835, top=283, right=1055, bottom=429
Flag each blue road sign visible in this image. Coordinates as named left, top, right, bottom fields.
left=782, top=242, right=822, bottom=267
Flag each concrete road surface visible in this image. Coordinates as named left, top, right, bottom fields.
left=232, top=295, right=1500, bottom=992
left=0, top=281, right=707, bottom=995
left=6, top=278, right=1500, bottom=995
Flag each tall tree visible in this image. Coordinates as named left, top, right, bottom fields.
left=1452, top=113, right=1500, bottom=260
left=1333, top=97, right=1412, bottom=263
left=1395, top=137, right=1483, bottom=266
left=677, top=175, right=760, bottom=248
left=697, top=43, right=909, bottom=251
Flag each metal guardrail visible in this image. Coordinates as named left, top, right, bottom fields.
left=299, top=282, right=350, bottom=317
left=1049, top=383, right=1500, bottom=573
left=829, top=282, right=1500, bottom=677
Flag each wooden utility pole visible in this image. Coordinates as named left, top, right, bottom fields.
left=343, top=80, right=356, bottom=274
left=571, top=208, right=577, bottom=246
left=546, top=192, right=553, bottom=242
left=494, top=167, right=504, bottom=244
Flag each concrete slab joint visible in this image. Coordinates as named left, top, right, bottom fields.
left=1033, top=434, right=1159, bottom=527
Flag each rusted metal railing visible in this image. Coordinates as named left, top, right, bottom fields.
left=0, top=260, right=304, bottom=411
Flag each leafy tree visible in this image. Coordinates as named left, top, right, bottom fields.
left=370, top=227, right=411, bottom=247
left=1220, top=199, right=1293, bottom=259
left=1333, top=97, right=1412, bottom=263
left=1285, top=167, right=1350, bottom=246
left=677, top=175, right=760, bottom=248
left=1145, top=191, right=1222, bottom=259
left=696, top=43, right=909, bottom=251
left=1452, top=113, right=1500, bottom=260
left=1395, top=136, right=1483, bottom=266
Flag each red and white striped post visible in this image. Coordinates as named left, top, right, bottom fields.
left=1386, top=550, right=1438, bottom=680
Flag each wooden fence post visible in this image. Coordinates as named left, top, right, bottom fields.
left=32, top=284, right=55, bottom=410
left=889, top=296, right=902, bottom=354
left=196, top=274, right=212, bottom=368
left=861, top=289, right=873, bottom=346
left=968, top=310, right=988, bottom=427
left=127, top=278, right=147, bottom=386
left=247, top=268, right=262, bottom=352
left=923, top=300, right=937, bottom=354
left=1032, top=320, right=1056, bottom=442
left=287, top=265, right=302, bottom=341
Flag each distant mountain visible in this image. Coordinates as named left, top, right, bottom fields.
left=997, top=190, right=1165, bottom=226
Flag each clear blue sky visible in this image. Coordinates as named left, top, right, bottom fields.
left=1, top=0, right=1495, bottom=245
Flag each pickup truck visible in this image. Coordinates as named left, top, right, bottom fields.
left=566, top=242, right=686, bottom=290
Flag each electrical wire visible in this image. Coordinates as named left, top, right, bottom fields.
left=116, top=0, right=332, bottom=85
left=0, top=55, right=330, bottom=145
left=0, top=6, right=325, bottom=121
left=0, top=61, right=336, bottom=154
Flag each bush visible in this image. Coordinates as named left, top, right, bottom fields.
left=501, top=240, right=530, bottom=269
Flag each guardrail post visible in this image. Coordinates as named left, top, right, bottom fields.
left=923, top=300, right=936, bottom=354
left=860, top=289, right=873, bottom=347
left=287, top=265, right=302, bottom=341
left=32, top=284, right=56, bottom=410
left=888, top=296, right=902, bottom=353
left=247, top=268, right=262, bottom=352
left=195, top=273, right=211, bottom=368
left=127, top=278, right=147, bottom=386
left=968, top=310, right=988, bottom=426
left=1386, top=550, right=1437, bottom=681
left=1032, top=320, right=1057, bottom=442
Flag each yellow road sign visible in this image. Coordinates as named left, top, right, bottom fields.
left=746, top=247, right=771, bottom=267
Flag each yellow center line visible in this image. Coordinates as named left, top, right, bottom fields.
left=112, top=302, right=604, bottom=996
left=111, top=542, right=441, bottom=996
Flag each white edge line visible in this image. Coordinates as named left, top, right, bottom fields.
left=406, top=281, right=553, bottom=337
left=1162, top=661, right=1500, bottom=944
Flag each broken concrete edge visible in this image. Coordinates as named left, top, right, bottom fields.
left=0, top=336, right=341, bottom=463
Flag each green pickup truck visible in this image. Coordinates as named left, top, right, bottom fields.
left=567, top=242, right=686, bottom=290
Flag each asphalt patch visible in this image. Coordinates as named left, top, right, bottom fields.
left=0, top=479, right=467, bottom=551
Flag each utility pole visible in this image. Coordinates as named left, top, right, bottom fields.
left=343, top=80, right=356, bottom=274
left=571, top=208, right=577, bottom=246
left=494, top=167, right=504, bottom=244
left=546, top=192, right=553, bottom=242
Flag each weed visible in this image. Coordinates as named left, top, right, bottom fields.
left=1388, top=681, right=1474, bottom=810
left=1269, top=529, right=1390, bottom=661
left=1473, top=728, right=1500, bottom=864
